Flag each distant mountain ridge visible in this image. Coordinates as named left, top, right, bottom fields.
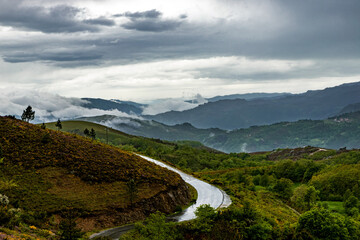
left=207, top=92, right=291, bottom=102
left=147, top=82, right=360, bottom=130
left=81, top=98, right=144, bottom=115
left=79, top=110, right=360, bottom=153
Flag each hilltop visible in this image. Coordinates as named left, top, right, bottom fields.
left=0, top=116, right=190, bottom=233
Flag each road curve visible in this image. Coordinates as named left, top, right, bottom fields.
left=140, top=155, right=232, bottom=221
left=90, top=155, right=231, bottom=239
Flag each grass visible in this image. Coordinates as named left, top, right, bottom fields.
left=319, top=201, right=345, bottom=214
left=0, top=116, right=189, bottom=232
left=45, top=120, right=139, bottom=146
left=254, top=185, right=267, bottom=191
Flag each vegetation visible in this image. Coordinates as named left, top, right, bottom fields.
left=55, top=119, right=62, bottom=131
left=0, top=116, right=189, bottom=239
left=79, top=110, right=360, bottom=153
left=21, top=105, right=35, bottom=123
left=3, top=117, right=360, bottom=239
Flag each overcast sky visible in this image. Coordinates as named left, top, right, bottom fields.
left=1, top=0, right=360, bottom=101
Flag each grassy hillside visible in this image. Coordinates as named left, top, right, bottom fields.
left=0, top=116, right=190, bottom=235
left=44, top=120, right=270, bottom=172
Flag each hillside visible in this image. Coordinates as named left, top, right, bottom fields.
left=212, top=111, right=360, bottom=152
left=78, top=111, right=360, bottom=153
left=339, top=102, right=360, bottom=114
left=76, top=115, right=225, bottom=143
left=0, top=116, right=190, bottom=233
left=147, top=81, right=360, bottom=130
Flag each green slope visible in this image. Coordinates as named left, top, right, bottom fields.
left=0, top=116, right=189, bottom=233
left=76, top=111, right=360, bottom=153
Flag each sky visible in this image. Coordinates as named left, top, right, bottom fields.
left=1, top=0, right=360, bottom=102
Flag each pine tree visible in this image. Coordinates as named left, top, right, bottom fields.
left=21, top=105, right=35, bottom=122
left=84, top=128, right=90, bottom=137
left=55, top=119, right=62, bottom=131
left=89, top=128, right=96, bottom=140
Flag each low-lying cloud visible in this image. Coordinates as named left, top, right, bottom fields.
left=0, top=89, right=139, bottom=123
left=142, top=94, right=207, bottom=115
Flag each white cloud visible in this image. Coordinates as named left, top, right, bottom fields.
left=142, top=95, right=207, bottom=115
left=0, top=89, right=139, bottom=122
left=98, top=117, right=142, bottom=129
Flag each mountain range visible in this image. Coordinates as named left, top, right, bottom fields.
left=146, top=82, right=360, bottom=130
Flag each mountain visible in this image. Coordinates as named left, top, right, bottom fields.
left=0, top=116, right=190, bottom=232
left=207, top=92, right=291, bottom=102
left=339, top=102, right=360, bottom=114
left=212, top=111, right=360, bottom=152
left=77, top=115, right=225, bottom=143
left=147, top=82, right=360, bottom=130
left=78, top=111, right=360, bottom=153
left=81, top=98, right=144, bottom=115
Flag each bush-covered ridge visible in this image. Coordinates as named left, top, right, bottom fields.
left=0, top=116, right=181, bottom=186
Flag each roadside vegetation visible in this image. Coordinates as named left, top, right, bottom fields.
left=44, top=120, right=360, bottom=239
left=0, top=116, right=189, bottom=239
left=2, top=116, right=360, bottom=239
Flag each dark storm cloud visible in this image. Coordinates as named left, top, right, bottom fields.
left=3, top=50, right=102, bottom=63
left=124, top=9, right=162, bottom=19
left=120, top=9, right=185, bottom=32
left=0, top=0, right=114, bottom=33
left=83, top=17, right=115, bottom=26
left=256, top=0, right=360, bottom=59
left=1, top=0, right=360, bottom=71
left=122, top=20, right=182, bottom=32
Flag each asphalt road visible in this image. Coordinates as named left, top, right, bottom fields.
left=90, top=155, right=231, bottom=239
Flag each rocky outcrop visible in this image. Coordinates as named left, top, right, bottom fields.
left=76, top=180, right=191, bottom=232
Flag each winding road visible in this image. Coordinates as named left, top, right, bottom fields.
left=90, top=155, right=232, bottom=239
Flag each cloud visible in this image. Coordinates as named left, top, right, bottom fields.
left=0, top=89, right=139, bottom=123
left=0, top=0, right=115, bottom=33
left=83, top=17, right=116, bottom=26
left=124, top=9, right=162, bottom=19
left=142, top=95, right=207, bottom=115
left=120, top=9, right=185, bottom=32
left=98, top=116, right=142, bottom=129
left=3, top=48, right=103, bottom=63
left=0, top=0, right=360, bottom=100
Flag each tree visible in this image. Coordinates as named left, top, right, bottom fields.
left=273, top=178, right=293, bottom=200
left=291, top=185, right=319, bottom=211
left=21, top=105, right=35, bottom=122
left=259, top=174, right=270, bottom=187
left=296, top=207, right=359, bottom=240
left=194, top=204, right=217, bottom=233
left=304, top=186, right=319, bottom=209
left=41, top=123, right=46, bottom=129
left=344, top=196, right=359, bottom=217
left=127, top=212, right=181, bottom=240
left=90, top=128, right=96, bottom=140
left=55, top=119, right=62, bottom=131
left=59, top=211, right=83, bottom=240
left=84, top=128, right=90, bottom=137
left=126, top=179, right=138, bottom=206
